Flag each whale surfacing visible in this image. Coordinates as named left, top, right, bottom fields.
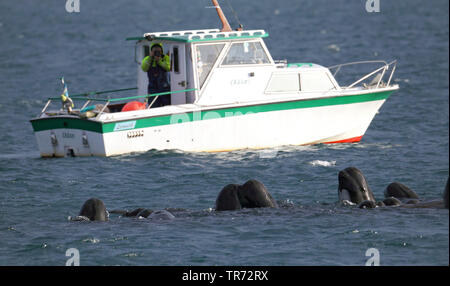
left=216, top=179, right=278, bottom=211
left=338, top=167, right=376, bottom=207
left=385, top=182, right=419, bottom=199
left=78, top=198, right=108, bottom=221
left=338, top=167, right=448, bottom=209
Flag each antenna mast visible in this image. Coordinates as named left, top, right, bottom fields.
left=211, top=0, right=232, bottom=32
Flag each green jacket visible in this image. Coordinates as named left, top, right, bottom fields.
left=141, top=54, right=171, bottom=72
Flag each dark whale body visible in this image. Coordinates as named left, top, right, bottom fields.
left=338, top=167, right=448, bottom=209
left=338, top=167, right=376, bottom=207
left=77, top=198, right=108, bottom=221
left=110, top=208, right=174, bottom=219
left=385, top=182, right=419, bottom=199
left=216, top=179, right=278, bottom=211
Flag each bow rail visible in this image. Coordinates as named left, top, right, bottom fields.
left=328, top=60, right=397, bottom=89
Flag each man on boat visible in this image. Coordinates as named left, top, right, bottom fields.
left=141, top=42, right=171, bottom=108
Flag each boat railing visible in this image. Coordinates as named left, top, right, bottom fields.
left=40, top=88, right=197, bottom=118
left=141, top=29, right=267, bottom=41
left=328, top=60, right=397, bottom=89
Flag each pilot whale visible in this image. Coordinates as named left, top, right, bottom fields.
left=338, top=167, right=449, bottom=209
left=338, top=167, right=376, bottom=205
left=109, top=208, right=175, bottom=220
left=215, top=179, right=278, bottom=211
left=71, top=199, right=175, bottom=221
left=69, top=198, right=109, bottom=221
left=70, top=170, right=447, bottom=223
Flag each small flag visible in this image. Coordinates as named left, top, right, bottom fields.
left=60, top=77, right=74, bottom=112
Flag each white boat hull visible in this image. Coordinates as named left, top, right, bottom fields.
left=31, top=90, right=391, bottom=157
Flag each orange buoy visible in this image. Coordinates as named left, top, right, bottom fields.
left=121, top=101, right=146, bottom=112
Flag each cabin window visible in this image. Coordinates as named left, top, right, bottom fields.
left=143, top=46, right=150, bottom=58
left=300, top=72, right=336, bottom=92
left=266, top=73, right=300, bottom=93
left=173, top=46, right=180, bottom=73
left=222, top=41, right=270, bottom=65
left=196, top=43, right=225, bottom=88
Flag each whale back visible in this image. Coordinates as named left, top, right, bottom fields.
left=357, top=200, right=377, bottom=209
left=137, top=209, right=153, bottom=218
left=125, top=208, right=146, bottom=217
left=383, top=197, right=402, bottom=206
left=148, top=210, right=175, bottom=220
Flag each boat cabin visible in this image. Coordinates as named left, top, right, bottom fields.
left=128, top=29, right=340, bottom=107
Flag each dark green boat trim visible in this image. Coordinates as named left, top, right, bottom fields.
left=30, top=117, right=103, bottom=133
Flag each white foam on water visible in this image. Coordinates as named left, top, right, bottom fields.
left=258, top=149, right=279, bottom=159
left=353, top=143, right=403, bottom=150
left=68, top=216, right=90, bottom=222
left=309, top=160, right=336, bottom=167
left=82, top=238, right=100, bottom=243
left=327, top=44, right=340, bottom=52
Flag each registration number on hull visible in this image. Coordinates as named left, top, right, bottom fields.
left=127, top=130, right=144, bottom=138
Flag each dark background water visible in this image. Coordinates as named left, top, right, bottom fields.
left=0, top=0, right=448, bottom=265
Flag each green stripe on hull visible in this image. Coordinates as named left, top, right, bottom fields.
left=31, top=90, right=393, bottom=133
left=30, top=117, right=103, bottom=133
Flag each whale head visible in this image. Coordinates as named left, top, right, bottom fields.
left=78, top=198, right=108, bottom=221
left=338, top=167, right=375, bottom=204
left=384, top=182, right=419, bottom=200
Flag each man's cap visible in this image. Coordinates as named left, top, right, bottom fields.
left=151, top=42, right=163, bottom=51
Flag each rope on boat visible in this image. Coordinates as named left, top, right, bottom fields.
left=70, top=87, right=138, bottom=98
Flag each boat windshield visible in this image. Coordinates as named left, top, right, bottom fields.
left=196, top=43, right=225, bottom=88
left=222, top=41, right=270, bottom=65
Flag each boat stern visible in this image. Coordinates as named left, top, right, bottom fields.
left=30, top=116, right=107, bottom=157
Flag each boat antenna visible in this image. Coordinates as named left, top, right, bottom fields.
left=211, top=0, right=232, bottom=32
left=225, top=0, right=243, bottom=31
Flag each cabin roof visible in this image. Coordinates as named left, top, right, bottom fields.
left=126, top=29, right=268, bottom=43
